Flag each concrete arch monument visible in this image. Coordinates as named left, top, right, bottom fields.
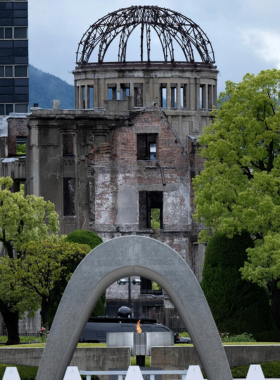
left=36, top=236, right=232, bottom=380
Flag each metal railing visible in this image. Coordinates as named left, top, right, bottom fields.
left=80, top=369, right=188, bottom=380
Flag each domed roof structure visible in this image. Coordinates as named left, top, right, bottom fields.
left=76, top=5, right=215, bottom=64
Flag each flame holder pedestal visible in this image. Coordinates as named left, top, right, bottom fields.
left=107, top=331, right=174, bottom=367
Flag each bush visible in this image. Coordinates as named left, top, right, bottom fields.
left=201, top=232, right=279, bottom=342
left=220, top=332, right=256, bottom=343
left=65, top=230, right=102, bottom=249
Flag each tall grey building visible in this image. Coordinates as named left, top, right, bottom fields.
left=0, top=0, right=28, bottom=116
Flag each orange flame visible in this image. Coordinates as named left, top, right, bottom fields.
left=136, top=319, right=142, bottom=333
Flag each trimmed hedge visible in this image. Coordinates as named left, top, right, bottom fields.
left=201, top=232, right=279, bottom=342
left=65, top=230, right=102, bottom=250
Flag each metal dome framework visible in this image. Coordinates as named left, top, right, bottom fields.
left=76, top=6, right=215, bottom=64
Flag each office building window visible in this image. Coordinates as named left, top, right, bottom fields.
left=15, top=65, right=27, bottom=77
left=14, top=27, right=27, bottom=39
left=15, top=104, right=28, bottom=113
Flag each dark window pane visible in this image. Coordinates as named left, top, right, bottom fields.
left=4, top=28, right=12, bottom=39
left=15, top=66, right=27, bottom=77
left=0, top=28, right=3, bottom=39
left=14, top=27, right=27, bottom=39
left=5, top=104, right=13, bottom=115
left=0, top=104, right=4, bottom=115
left=0, top=66, right=3, bottom=77
left=63, top=134, right=74, bottom=157
left=5, top=66, right=13, bottom=77
left=137, top=134, right=147, bottom=160
left=15, top=104, right=28, bottom=113
left=63, top=178, right=75, bottom=216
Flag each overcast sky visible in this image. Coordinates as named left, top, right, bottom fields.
left=29, top=0, right=280, bottom=95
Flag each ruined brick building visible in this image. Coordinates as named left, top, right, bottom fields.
left=0, top=6, right=218, bottom=331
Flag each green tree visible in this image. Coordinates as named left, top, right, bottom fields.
left=201, top=232, right=278, bottom=341
left=0, top=176, right=59, bottom=344
left=0, top=237, right=90, bottom=328
left=54, top=230, right=105, bottom=320
left=193, top=69, right=280, bottom=333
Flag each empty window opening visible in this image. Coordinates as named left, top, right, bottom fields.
left=16, top=136, right=26, bottom=155
left=89, top=86, right=94, bottom=108
left=137, top=134, right=157, bottom=160
left=120, top=84, right=130, bottom=100
left=63, top=134, right=74, bottom=157
left=134, top=83, right=143, bottom=107
left=13, top=180, right=25, bottom=195
left=139, top=191, right=163, bottom=229
left=82, top=87, right=85, bottom=109
left=140, top=277, right=162, bottom=294
left=213, top=85, right=216, bottom=106
left=63, top=178, right=75, bottom=216
left=181, top=85, right=187, bottom=108
left=200, top=85, right=206, bottom=110
left=108, top=86, right=117, bottom=100
left=170, top=86, right=177, bottom=108
left=208, top=85, right=213, bottom=110
left=160, top=85, right=166, bottom=108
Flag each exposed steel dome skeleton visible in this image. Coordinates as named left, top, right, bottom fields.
left=76, top=6, right=215, bottom=64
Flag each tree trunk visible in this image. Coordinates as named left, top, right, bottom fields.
left=0, top=300, right=20, bottom=345
left=40, top=297, right=49, bottom=328
left=271, top=279, right=280, bottom=339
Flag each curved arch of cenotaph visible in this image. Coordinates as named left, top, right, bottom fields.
left=36, top=236, right=232, bottom=380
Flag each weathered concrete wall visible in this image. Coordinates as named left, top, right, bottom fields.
left=2, top=345, right=279, bottom=371
left=0, top=347, right=130, bottom=370
left=151, top=345, right=280, bottom=370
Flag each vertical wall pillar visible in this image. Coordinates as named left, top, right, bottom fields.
left=166, top=83, right=170, bottom=110
left=196, top=79, right=200, bottom=111
left=94, top=82, right=98, bottom=108
left=74, top=83, right=79, bottom=109
left=79, top=86, right=83, bottom=109
left=189, top=79, right=195, bottom=110
left=117, top=83, right=121, bottom=100
left=130, top=82, right=134, bottom=107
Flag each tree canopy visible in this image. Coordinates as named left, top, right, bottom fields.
left=193, top=69, right=280, bottom=333
left=0, top=177, right=59, bottom=344
left=0, top=237, right=90, bottom=327
left=194, top=69, right=280, bottom=242
left=0, top=177, right=59, bottom=257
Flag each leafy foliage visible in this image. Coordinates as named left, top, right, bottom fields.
left=0, top=177, right=59, bottom=257
left=65, top=230, right=103, bottom=249
left=151, top=208, right=160, bottom=229
left=0, top=177, right=59, bottom=343
left=193, top=69, right=280, bottom=333
left=0, top=237, right=90, bottom=327
left=29, top=65, right=74, bottom=109
left=17, top=144, right=26, bottom=155
left=58, top=230, right=105, bottom=319
left=193, top=69, right=280, bottom=244
left=201, top=232, right=279, bottom=342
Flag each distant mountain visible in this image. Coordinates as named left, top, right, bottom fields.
left=29, top=65, right=74, bottom=109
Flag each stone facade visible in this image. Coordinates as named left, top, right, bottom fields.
left=26, top=99, right=206, bottom=328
